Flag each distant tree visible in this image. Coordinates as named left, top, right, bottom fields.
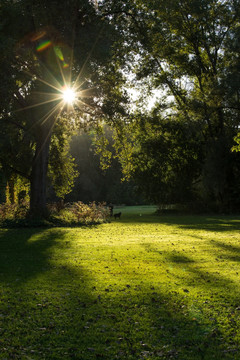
left=128, top=114, right=203, bottom=206
left=68, top=129, right=143, bottom=205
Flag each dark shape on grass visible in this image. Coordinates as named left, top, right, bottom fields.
left=114, top=212, right=121, bottom=219
left=109, top=204, right=113, bottom=217
left=169, top=254, right=195, bottom=264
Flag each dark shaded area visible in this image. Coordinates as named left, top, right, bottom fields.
left=0, top=228, right=66, bottom=282
left=160, top=216, right=240, bottom=233
left=62, top=132, right=144, bottom=205
left=209, top=240, right=240, bottom=263
left=168, top=253, right=195, bottom=264
left=113, top=210, right=240, bottom=234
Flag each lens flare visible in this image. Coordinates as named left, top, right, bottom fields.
left=15, top=28, right=98, bottom=125
left=36, top=40, right=52, bottom=52
left=62, top=86, right=76, bottom=104
left=54, top=46, right=64, bottom=61
left=54, top=46, right=69, bottom=68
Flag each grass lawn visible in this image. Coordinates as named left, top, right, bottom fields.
left=1, top=206, right=240, bottom=359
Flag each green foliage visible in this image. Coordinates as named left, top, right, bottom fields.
left=91, top=125, right=113, bottom=170
left=5, top=175, right=30, bottom=204
left=115, top=113, right=203, bottom=206
left=0, top=200, right=109, bottom=227
left=0, top=0, right=121, bottom=215
left=65, top=201, right=109, bottom=224
left=101, top=0, right=240, bottom=211
left=0, top=200, right=29, bottom=220
left=48, top=201, right=110, bottom=226
left=48, top=130, right=79, bottom=199
left=68, top=130, right=143, bottom=205
left=232, top=133, right=240, bottom=153
left=1, top=0, right=240, bottom=213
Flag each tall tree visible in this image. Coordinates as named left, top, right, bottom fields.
left=101, top=0, right=240, bottom=211
left=0, top=0, right=118, bottom=216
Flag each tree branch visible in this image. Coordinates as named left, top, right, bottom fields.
left=0, top=160, right=30, bottom=180
left=1, top=117, right=26, bottom=131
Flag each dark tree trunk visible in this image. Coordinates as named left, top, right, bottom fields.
left=30, top=131, right=51, bottom=217
left=7, top=175, right=16, bottom=204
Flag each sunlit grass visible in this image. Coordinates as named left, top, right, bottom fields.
left=0, top=207, right=240, bottom=359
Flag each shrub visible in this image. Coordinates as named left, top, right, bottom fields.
left=63, top=201, right=110, bottom=224
left=0, top=201, right=110, bottom=227
left=0, top=200, right=29, bottom=220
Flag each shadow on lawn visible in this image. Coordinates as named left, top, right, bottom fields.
left=139, top=242, right=240, bottom=358
left=114, top=211, right=240, bottom=233
left=160, top=215, right=240, bottom=233
left=0, top=227, right=99, bottom=358
left=210, top=240, right=240, bottom=263
left=142, top=242, right=237, bottom=293
left=0, top=228, right=238, bottom=359
left=0, top=228, right=66, bottom=282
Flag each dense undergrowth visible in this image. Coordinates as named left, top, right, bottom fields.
left=0, top=201, right=110, bottom=227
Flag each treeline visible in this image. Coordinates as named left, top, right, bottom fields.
left=0, top=0, right=240, bottom=215
left=59, top=131, right=144, bottom=206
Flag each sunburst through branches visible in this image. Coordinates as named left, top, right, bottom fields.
left=62, top=86, right=77, bottom=105
left=15, top=28, right=97, bottom=130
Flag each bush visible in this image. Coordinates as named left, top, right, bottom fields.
left=59, top=201, right=110, bottom=225
left=0, top=201, right=110, bottom=227
left=0, top=200, right=29, bottom=220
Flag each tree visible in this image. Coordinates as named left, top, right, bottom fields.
left=0, top=0, right=118, bottom=216
left=67, top=129, right=143, bottom=205
left=101, top=0, right=240, bottom=211
left=129, top=114, right=203, bottom=206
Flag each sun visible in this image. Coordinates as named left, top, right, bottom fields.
left=62, top=86, right=76, bottom=104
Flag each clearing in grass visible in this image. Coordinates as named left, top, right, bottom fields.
left=0, top=206, right=240, bottom=359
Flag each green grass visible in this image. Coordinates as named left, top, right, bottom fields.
left=1, top=206, right=240, bottom=359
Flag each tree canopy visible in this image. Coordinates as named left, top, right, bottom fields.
left=97, top=0, right=240, bottom=212
left=0, top=0, right=125, bottom=216
left=1, top=0, right=240, bottom=214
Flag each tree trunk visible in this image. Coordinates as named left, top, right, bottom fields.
left=7, top=175, right=16, bottom=204
left=30, top=131, right=51, bottom=217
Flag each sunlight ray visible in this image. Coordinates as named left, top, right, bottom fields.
left=61, top=86, right=76, bottom=104
left=38, top=60, right=64, bottom=90
left=72, top=79, right=88, bottom=93
left=55, top=55, right=68, bottom=89
left=14, top=95, right=63, bottom=112
left=34, top=77, right=63, bottom=93
left=24, top=69, right=62, bottom=94
left=15, top=30, right=101, bottom=140
left=40, top=100, right=65, bottom=125
left=23, top=100, right=64, bottom=137
left=76, top=99, right=95, bottom=110
left=31, top=92, right=64, bottom=97
left=78, top=87, right=97, bottom=98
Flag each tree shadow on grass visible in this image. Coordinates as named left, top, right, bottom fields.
left=137, top=243, right=240, bottom=359
left=0, top=227, right=100, bottom=359
left=141, top=242, right=238, bottom=293
left=0, top=228, right=67, bottom=283
left=167, top=252, right=236, bottom=291
left=159, top=215, right=240, bottom=233
left=209, top=240, right=240, bottom=262
left=0, top=228, right=239, bottom=359
left=167, top=253, right=195, bottom=264
left=112, top=211, right=240, bottom=234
